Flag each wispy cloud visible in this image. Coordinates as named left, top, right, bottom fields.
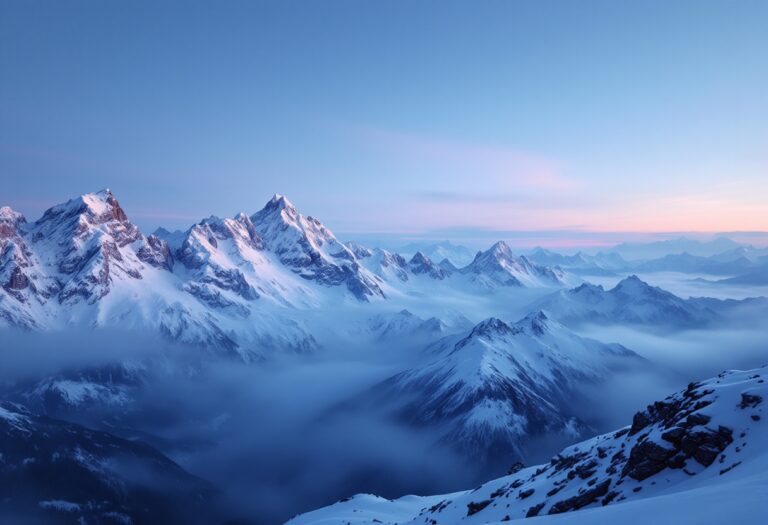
left=350, top=126, right=577, bottom=191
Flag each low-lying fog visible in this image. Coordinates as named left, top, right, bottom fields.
left=2, top=275, right=767, bottom=524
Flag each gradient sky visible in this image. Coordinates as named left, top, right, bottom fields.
left=1, top=0, right=767, bottom=246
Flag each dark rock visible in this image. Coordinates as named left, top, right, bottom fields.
left=490, top=487, right=506, bottom=498
left=526, top=503, right=546, bottom=517
left=547, top=485, right=565, bottom=497
left=518, top=489, right=535, bottom=500
left=661, top=426, right=686, bottom=445
left=667, top=454, right=687, bottom=469
left=466, top=500, right=491, bottom=516
left=602, top=491, right=620, bottom=506
left=680, top=426, right=733, bottom=467
left=548, top=479, right=611, bottom=514
left=623, top=441, right=676, bottom=481
left=681, top=413, right=711, bottom=428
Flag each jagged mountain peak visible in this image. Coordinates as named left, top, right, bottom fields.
left=463, top=241, right=567, bottom=288
left=611, top=274, right=665, bottom=295
left=438, top=257, right=458, bottom=274
left=573, top=282, right=605, bottom=294
left=466, top=316, right=513, bottom=339
left=515, top=309, right=552, bottom=335
left=0, top=206, right=26, bottom=239
left=489, top=239, right=512, bottom=253
left=345, top=241, right=373, bottom=259
left=0, top=206, right=26, bottom=225
left=409, top=251, right=431, bottom=264
left=408, top=251, right=446, bottom=279
left=249, top=193, right=383, bottom=301
left=36, top=188, right=132, bottom=230
left=261, top=193, right=299, bottom=217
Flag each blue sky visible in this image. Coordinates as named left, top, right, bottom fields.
left=1, top=0, right=767, bottom=246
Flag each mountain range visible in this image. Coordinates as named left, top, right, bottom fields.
left=530, top=275, right=768, bottom=330
left=0, top=190, right=570, bottom=359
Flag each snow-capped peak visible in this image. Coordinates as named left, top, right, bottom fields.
left=37, top=188, right=131, bottom=228
left=0, top=206, right=26, bottom=239
left=488, top=240, right=513, bottom=256
left=265, top=193, right=298, bottom=215
left=611, top=275, right=666, bottom=297
left=463, top=241, right=567, bottom=287
left=0, top=206, right=26, bottom=225
left=408, top=251, right=446, bottom=279
left=249, top=194, right=384, bottom=300
left=466, top=317, right=513, bottom=339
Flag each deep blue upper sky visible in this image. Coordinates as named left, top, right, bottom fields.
left=1, top=0, right=767, bottom=245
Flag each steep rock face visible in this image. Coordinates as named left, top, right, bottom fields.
left=287, top=367, right=767, bottom=525
left=375, top=311, right=641, bottom=464
left=408, top=252, right=447, bottom=280
left=136, top=233, right=173, bottom=270
left=438, top=258, right=459, bottom=276
left=350, top=244, right=410, bottom=283
left=0, top=401, right=221, bottom=525
left=250, top=195, right=384, bottom=300
left=22, top=189, right=174, bottom=305
left=462, top=241, right=566, bottom=288
left=175, top=215, right=263, bottom=303
left=0, top=207, right=47, bottom=317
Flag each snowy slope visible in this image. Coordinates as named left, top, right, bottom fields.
left=286, top=367, right=768, bottom=525
left=370, top=312, right=643, bottom=464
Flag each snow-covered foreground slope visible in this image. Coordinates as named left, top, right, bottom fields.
left=366, top=312, right=645, bottom=466
left=287, top=367, right=767, bottom=525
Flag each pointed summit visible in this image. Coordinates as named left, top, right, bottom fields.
left=408, top=251, right=446, bottom=279
left=409, top=251, right=431, bottom=265
left=468, top=317, right=513, bottom=338
left=463, top=240, right=566, bottom=288
left=438, top=258, right=458, bottom=275
left=516, top=310, right=551, bottom=336
left=0, top=206, right=26, bottom=238
left=489, top=240, right=512, bottom=255
left=249, top=193, right=383, bottom=301
left=0, top=206, right=25, bottom=225
left=37, top=188, right=131, bottom=227
left=266, top=193, right=297, bottom=212
left=612, top=275, right=652, bottom=293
